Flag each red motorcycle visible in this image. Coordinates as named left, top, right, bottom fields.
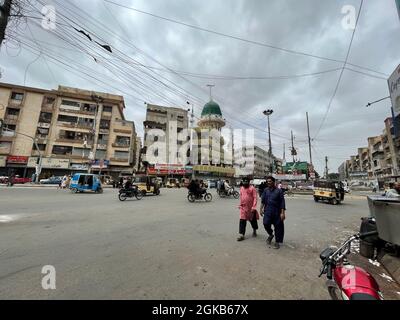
left=319, top=231, right=384, bottom=300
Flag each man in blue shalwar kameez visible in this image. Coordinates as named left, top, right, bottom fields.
left=260, top=176, right=286, bottom=249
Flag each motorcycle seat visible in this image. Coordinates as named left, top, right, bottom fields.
left=350, top=293, right=377, bottom=300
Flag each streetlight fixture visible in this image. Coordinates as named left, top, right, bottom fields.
left=263, top=109, right=274, bottom=174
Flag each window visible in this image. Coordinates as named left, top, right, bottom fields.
left=6, top=108, right=20, bottom=116
left=72, top=148, right=90, bottom=157
left=154, top=149, right=159, bottom=157
left=95, top=150, right=107, bottom=159
left=39, top=112, right=52, bottom=123
left=154, top=136, right=158, bottom=142
left=116, top=136, right=130, bottom=145
left=45, top=97, right=56, bottom=104
left=100, top=120, right=110, bottom=129
left=114, top=151, right=129, bottom=159
left=61, top=100, right=80, bottom=107
left=58, top=115, right=78, bottom=123
left=33, top=144, right=46, bottom=151
left=11, top=92, right=24, bottom=101
left=103, top=105, right=113, bottom=113
left=52, top=145, right=73, bottom=155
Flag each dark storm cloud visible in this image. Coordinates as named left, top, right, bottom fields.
left=1, top=0, right=399, bottom=174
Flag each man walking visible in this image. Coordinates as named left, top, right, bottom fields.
left=237, top=177, right=259, bottom=241
left=260, top=176, right=286, bottom=249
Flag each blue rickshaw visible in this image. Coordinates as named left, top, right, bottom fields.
left=70, top=173, right=103, bottom=194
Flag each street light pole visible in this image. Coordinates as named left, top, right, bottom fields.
left=263, top=109, right=274, bottom=174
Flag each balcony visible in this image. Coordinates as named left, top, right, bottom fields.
left=99, top=128, right=110, bottom=134
left=58, top=122, right=93, bottom=131
left=38, top=122, right=51, bottom=129
left=59, top=106, right=96, bottom=117
left=9, top=99, right=23, bottom=107
left=110, top=157, right=129, bottom=163
left=97, top=144, right=108, bottom=150
left=4, top=115, right=19, bottom=125
left=101, top=113, right=112, bottom=120
left=113, top=128, right=132, bottom=135
left=112, top=143, right=130, bottom=149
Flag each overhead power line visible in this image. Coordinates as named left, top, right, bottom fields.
left=104, top=0, right=388, bottom=77
left=313, top=0, right=364, bottom=140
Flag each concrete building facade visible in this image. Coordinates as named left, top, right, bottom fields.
left=0, top=83, right=137, bottom=178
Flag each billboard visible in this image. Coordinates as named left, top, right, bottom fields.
left=388, top=64, right=400, bottom=138
left=90, top=160, right=109, bottom=169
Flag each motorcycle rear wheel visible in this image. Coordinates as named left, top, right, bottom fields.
left=233, top=191, right=240, bottom=199
left=188, top=194, right=196, bottom=203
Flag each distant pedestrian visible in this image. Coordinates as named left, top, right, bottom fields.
left=237, top=177, right=259, bottom=241
left=61, top=175, right=68, bottom=189
left=260, top=176, right=286, bottom=249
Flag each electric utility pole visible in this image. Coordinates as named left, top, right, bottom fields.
left=291, top=130, right=297, bottom=163
left=306, top=112, right=313, bottom=166
left=325, top=156, right=329, bottom=179
left=0, top=0, right=12, bottom=47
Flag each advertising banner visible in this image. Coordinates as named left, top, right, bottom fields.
left=90, top=160, right=110, bottom=169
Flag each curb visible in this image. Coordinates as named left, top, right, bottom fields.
left=379, top=254, right=400, bottom=286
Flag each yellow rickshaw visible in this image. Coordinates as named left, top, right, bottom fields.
left=133, top=175, right=161, bottom=196
left=313, top=180, right=345, bottom=205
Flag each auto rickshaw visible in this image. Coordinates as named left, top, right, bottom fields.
left=313, top=180, right=344, bottom=205
left=166, top=178, right=181, bottom=188
left=133, top=175, right=160, bottom=196
left=70, top=173, right=103, bottom=194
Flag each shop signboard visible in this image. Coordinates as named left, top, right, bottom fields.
left=70, top=163, right=89, bottom=170
left=7, top=156, right=28, bottom=164
left=28, top=157, right=70, bottom=169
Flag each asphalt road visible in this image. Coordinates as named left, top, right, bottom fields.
left=0, top=187, right=398, bottom=300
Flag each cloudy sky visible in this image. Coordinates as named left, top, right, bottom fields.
left=1, top=0, right=399, bottom=174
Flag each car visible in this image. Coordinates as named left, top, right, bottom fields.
left=11, top=175, right=32, bottom=184
left=40, top=176, right=63, bottom=185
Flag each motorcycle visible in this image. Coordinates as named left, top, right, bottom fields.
left=187, top=190, right=212, bottom=203
left=319, top=231, right=383, bottom=300
left=218, top=187, right=239, bottom=199
left=118, top=186, right=144, bottom=201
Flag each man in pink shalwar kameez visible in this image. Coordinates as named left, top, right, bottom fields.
left=237, top=177, right=259, bottom=241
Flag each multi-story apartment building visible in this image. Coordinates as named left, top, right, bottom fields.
left=235, top=145, right=275, bottom=178
left=0, top=83, right=137, bottom=178
left=143, top=104, right=189, bottom=166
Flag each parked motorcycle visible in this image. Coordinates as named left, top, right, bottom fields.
left=118, top=186, right=144, bottom=201
left=187, top=191, right=212, bottom=203
left=319, top=231, right=383, bottom=300
left=218, top=187, right=239, bottom=199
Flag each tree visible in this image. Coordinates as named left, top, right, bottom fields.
left=0, top=0, right=13, bottom=46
